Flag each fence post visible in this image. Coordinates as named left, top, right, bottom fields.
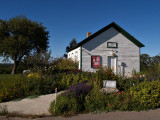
left=54, top=88, right=57, bottom=112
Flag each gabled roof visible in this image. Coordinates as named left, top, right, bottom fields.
left=68, top=22, right=145, bottom=52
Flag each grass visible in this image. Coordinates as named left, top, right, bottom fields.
left=27, top=95, right=39, bottom=99
left=13, top=98, right=23, bottom=102
left=0, top=74, right=22, bottom=86
left=13, top=95, right=39, bottom=101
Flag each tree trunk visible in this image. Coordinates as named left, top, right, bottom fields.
left=11, top=55, right=18, bottom=74
left=11, top=63, right=17, bottom=74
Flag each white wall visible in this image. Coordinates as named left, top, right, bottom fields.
left=68, top=47, right=81, bottom=69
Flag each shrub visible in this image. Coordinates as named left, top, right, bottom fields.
left=96, top=67, right=116, bottom=80
left=50, top=82, right=92, bottom=115
left=130, top=80, right=160, bottom=111
left=0, top=67, right=12, bottom=74
left=48, top=58, right=78, bottom=74
left=145, top=70, right=160, bottom=82
left=62, top=83, right=92, bottom=99
left=106, top=92, right=133, bottom=111
left=62, top=83, right=92, bottom=111
left=85, top=82, right=107, bottom=112
left=95, top=67, right=117, bottom=88
left=26, top=50, right=52, bottom=74
left=50, top=95, right=80, bottom=115
left=27, top=73, right=39, bottom=79
left=61, top=73, right=74, bottom=89
left=61, top=73, right=91, bottom=89
left=117, top=75, right=145, bottom=91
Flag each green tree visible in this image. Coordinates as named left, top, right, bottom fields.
left=140, top=54, right=151, bottom=71
left=26, top=50, right=52, bottom=73
left=0, top=15, right=49, bottom=74
left=66, top=38, right=77, bottom=53
left=151, top=54, right=160, bottom=65
left=64, top=38, right=77, bottom=58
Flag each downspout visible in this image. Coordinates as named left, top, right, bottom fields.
left=139, top=47, right=140, bottom=72
left=80, top=46, right=82, bottom=70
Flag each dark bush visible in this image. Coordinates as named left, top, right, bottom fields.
left=62, top=83, right=92, bottom=111
left=0, top=67, right=12, bottom=74
left=50, top=95, right=80, bottom=115
left=85, top=82, right=107, bottom=112
left=62, top=83, right=92, bottom=99
left=117, top=75, right=145, bottom=91
left=106, top=92, right=133, bottom=111
left=50, top=83, right=92, bottom=115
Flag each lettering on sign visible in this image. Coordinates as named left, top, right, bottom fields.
left=107, top=42, right=117, bottom=48
left=103, top=80, right=116, bottom=88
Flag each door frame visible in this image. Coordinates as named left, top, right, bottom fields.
left=108, top=56, right=118, bottom=73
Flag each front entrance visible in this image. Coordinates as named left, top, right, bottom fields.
left=108, top=57, right=117, bottom=73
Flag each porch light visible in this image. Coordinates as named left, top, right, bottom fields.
left=111, top=52, right=114, bottom=56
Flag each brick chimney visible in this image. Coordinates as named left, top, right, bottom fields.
left=87, top=32, right=91, bottom=38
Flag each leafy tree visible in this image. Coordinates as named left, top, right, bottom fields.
left=140, top=53, right=160, bottom=72
left=26, top=50, right=52, bottom=73
left=151, top=54, right=160, bottom=65
left=64, top=38, right=77, bottom=58
left=66, top=38, right=77, bottom=53
left=0, top=15, right=49, bottom=74
left=140, top=54, right=151, bottom=71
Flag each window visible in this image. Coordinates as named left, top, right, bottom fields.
left=75, top=51, right=78, bottom=60
left=75, top=51, right=78, bottom=56
left=91, top=56, right=101, bottom=68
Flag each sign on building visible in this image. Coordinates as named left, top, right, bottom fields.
left=91, top=56, right=101, bottom=68
left=107, top=42, right=117, bottom=48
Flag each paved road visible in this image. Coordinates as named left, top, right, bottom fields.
left=1, top=109, right=160, bottom=120
left=1, top=92, right=160, bottom=120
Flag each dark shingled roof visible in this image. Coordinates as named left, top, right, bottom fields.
left=68, top=22, right=145, bottom=52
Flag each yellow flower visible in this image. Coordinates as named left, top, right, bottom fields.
left=27, top=73, right=39, bottom=79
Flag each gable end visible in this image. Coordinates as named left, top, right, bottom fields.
left=68, top=22, right=145, bottom=52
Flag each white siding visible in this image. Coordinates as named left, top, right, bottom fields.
left=68, top=47, right=81, bottom=69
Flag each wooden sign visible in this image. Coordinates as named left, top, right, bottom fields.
left=91, top=56, right=100, bottom=68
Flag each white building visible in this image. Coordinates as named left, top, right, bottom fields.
left=68, top=22, right=144, bottom=76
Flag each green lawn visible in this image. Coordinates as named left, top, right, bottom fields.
left=0, top=74, right=22, bottom=85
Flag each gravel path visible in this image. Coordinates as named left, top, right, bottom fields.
left=0, top=92, right=61, bottom=115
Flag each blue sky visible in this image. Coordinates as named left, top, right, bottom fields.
left=0, top=0, right=160, bottom=62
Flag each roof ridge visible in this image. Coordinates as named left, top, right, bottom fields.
left=68, top=22, right=144, bottom=52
